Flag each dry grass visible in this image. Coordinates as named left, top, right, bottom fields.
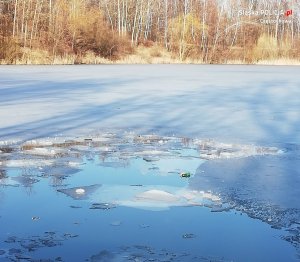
left=226, top=60, right=246, bottom=65
left=3, top=48, right=77, bottom=65
left=81, top=51, right=112, bottom=64
left=225, top=58, right=300, bottom=65
left=116, top=45, right=172, bottom=64
left=1, top=45, right=299, bottom=65
left=15, top=48, right=51, bottom=64
left=116, top=45, right=205, bottom=64
left=255, top=58, right=300, bottom=66
left=52, top=55, right=77, bottom=65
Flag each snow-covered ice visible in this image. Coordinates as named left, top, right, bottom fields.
left=0, top=65, right=300, bottom=145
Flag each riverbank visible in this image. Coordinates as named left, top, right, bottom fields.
left=1, top=46, right=300, bottom=65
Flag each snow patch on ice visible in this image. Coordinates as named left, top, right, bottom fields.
left=135, top=189, right=179, bottom=203
left=22, top=147, right=63, bottom=156
left=0, top=159, right=54, bottom=168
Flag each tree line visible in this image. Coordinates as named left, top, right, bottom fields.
left=0, top=0, right=299, bottom=64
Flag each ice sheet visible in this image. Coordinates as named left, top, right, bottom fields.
left=0, top=65, right=300, bottom=145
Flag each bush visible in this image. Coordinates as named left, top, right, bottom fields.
left=168, top=13, right=204, bottom=60
left=0, top=37, right=21, bottom=64
left=71, top=10, right=132, bottom=60
left=252, top=34, right=278, bottom=61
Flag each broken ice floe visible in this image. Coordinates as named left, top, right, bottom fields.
left=0, top=134, right=284, bottom=212
left=22, top=147, right=65, bottom=156
left=57, top=184, right=101, bottom=200
left=0, top=134, right=289, bottom=239
left=0, top=159, right=54, bottom=168
left=0, top=133, right=283, bottom=173
left=86, top=185, right=221, bottom=211
left=194, top=139, right=282, bottom=159
left=56, top=182, right=221, bottom=211
left=90, top=203, right=117, bottom=210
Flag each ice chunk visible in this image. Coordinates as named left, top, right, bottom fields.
left=88, top=184, right=221, bottom=211
left=194, top=139, right=282, bottom=159
left=90, top=203, right=117, bottom=210
left=133, top=135, right=165, bottom=144
left=135, top=189, right=179, bottom=203
left=57, top=184, right=101, bottom=200
left=22, top=147, right=64, bottom=156
left=0, top=159, right=54, bottom=168
left=135, top=150, right=171, bottom=157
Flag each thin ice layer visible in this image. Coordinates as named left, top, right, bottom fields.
left=189, top=149, right=300, bottom=248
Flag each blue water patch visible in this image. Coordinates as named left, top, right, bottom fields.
left=0, top=135, right=299, bottom=261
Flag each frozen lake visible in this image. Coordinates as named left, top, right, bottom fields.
left=0, top=65, right=300, bottom=261
left=1, top=65, right=300, bottom=144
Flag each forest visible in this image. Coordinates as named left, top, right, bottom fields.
left=0, top=0, right=299, bottom=64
